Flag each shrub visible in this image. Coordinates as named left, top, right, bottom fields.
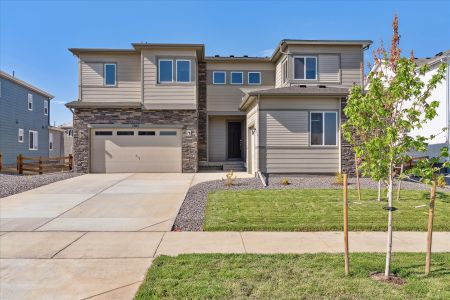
left=280, top=178, right=290, bottom=186
left=224, top=170, right=237, bottom=187
left=335, top=172, right=344, bottom=186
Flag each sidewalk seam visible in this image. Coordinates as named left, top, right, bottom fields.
left=81, top=280, right=143, bottom=300
left=239, top=232, right=247, bottom=253
left=152, top=231, right=166, bottom=257
left=50, top=232, right=88, bottom=259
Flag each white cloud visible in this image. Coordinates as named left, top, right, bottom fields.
left=259, top=49, right=273, bottom=57
left=52, top=100, right=67, bottom=104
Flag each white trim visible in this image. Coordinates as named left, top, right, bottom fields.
left=18, top=128, right=24, bottom=143
left=248, top=72, right=261, bottom=85
left=282, top=59, right=288, bottom=83
left=230, top=71, right=244, bottom=85
left=27, top=93, right=33, bottom=111
left=158, top=59, right=173, bottom=83
left=49, top=133, right=53, bottom=150
left=309, top=111, right=338, bottom=147
left=213, top=71, right=226, bottom=84
left=176, top=59, right=191, bottom=83
left=44, top=100, right=48, bottom=115
left=104, top=63, right=117, bottom=86
left=293, top=56, right=318, bottom=80
left=29, top=130, right=38, bottom=150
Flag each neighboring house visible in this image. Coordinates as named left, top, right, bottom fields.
left=366, top=50, right=450, bottom=163
left=48, top=126, right=66, bottom=157
left=59, top=122, right=74, bottom=156
left=66, top=39, right=372, bottom=174
left=0, top=71, right=54, bottom=165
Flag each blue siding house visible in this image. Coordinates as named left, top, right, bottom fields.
left=0, top=71, right=54, bottom=165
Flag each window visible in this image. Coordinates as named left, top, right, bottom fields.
left=176, top=60, right=191, bottom=82
left=248, top=72, right=261, bottom=85
left=310, top=112, right=337, bottom=146
left=282, top=59, right=288, bottom=83
left=230, top=72, right=243, bottom=85
left=66, top=129, right=73, bottom=137
left=44, top=100, right=48, bottom=115
left=138, top=131, right=155, bottom=136
left=213, top=71, right=226, bottom=84
left=158, top=59, right=173, bottom=83
left=28, top=93, right=33, bottom=111
left=49, top=133, right=53, bottom=150
left=95, top=131, right=113, bottom=136
left=18, top=128, right=24, bottom=143
left=294, top=56, right=317, bottom=80
left=104, top=63, right=117, bottom=86
left=29, top=130, right=38, bottom=150
left=160, top=131, right=177, bottom=136
left=116, top=131, right=134, bottom=136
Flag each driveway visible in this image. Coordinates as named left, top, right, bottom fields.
left=0, top=173, right=195, bottom=299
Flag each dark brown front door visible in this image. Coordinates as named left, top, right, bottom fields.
left=227, top=122, right=242, bottom=159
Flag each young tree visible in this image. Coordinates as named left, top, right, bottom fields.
left=342, top=15, right=447, bottom=278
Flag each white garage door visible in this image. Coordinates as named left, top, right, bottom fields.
left=90, top=128, right=182, bottom=173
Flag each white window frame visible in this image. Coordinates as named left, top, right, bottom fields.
left=18, top=128, right=24, bottom=143
left=309, top=111, right=338, bottom=147
left=230, top=71, right=244, bottom=85
left=104, top=63, right=117, bottom=86
left=28, top=93, right=33, bottom=111
left=248, top=72, right=261, bottom=85
left=158, top=59, right=173, bottom=83
left=29, top=130, right=38, bottom=150
left=176, top=59, right=191, bottom=83
left=282, top=59, right=288, bottom=83
left=293, top=56, right=318, bottom=80
left=49, top=133, right=53, bottom=150
left=213, top=71, right=226, bottom=85
left=44, top=100, right=48, bottom=115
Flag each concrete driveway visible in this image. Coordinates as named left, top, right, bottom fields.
left=0, top=173, right=195, bottom=299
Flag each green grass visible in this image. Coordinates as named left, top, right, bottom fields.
left=204, top=189, right=450, bottom=231
left=135, top=253, right=450, bottom=299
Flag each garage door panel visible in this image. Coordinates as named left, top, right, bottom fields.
left=90, top=129, right=182, bottom=173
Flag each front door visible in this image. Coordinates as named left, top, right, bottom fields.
left=227, top=122, right=242, bottom=159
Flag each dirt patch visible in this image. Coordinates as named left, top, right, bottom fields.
left=370, top=272, right=406, bottom=285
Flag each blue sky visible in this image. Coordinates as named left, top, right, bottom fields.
left=1, top=0, right=449, bottom=125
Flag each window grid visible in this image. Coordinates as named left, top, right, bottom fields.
left=309, top=111, right=338, bottom=146
left=294, top=56, right=317, bottom=80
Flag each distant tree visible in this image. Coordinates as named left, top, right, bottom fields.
left=342, top=15, right=447, bottom=278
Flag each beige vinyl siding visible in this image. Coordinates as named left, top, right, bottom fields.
left=208, top=116, right=246, bottom=161
left=142, top=49, right=197, bottom=109
left=318, top=54, right=340, bottom=83
left=280, top=45, right=362, bottom=87
left=80, top=53, right=141, bottom=102
left=258, top=96, right=340, bottom=174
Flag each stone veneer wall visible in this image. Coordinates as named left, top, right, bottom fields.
left=197, top=62, right=207, bottom=162
left=340, top=98, right=355, bottom=175
left=73, top=108, right=198, bottom=173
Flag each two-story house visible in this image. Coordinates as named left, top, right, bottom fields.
left=0, top=71, right=54, bottom=165
left=66, top=39, right=372, bottom=174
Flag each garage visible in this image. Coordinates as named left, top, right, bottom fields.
left=90, top=128, right=182, bottom=173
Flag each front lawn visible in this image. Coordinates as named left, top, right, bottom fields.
left=204, top=189, right=450, bottom=231
left=135, top=253, right=450, bottom=299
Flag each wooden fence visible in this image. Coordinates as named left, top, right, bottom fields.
left=16, top=154, right=73, bottom=174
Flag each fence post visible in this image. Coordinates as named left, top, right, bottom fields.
left=68, top=154, right=73, bottom=171
left=425, top=181, right=437, bottom=275
left=17, top=154, right=23, bottom=174
left=38, top=156, right=43, bottom=175
left=343, top=173, right=349, bottom=276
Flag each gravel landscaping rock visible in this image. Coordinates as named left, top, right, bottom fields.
left=0, top=172, right=82, bottom=198
left=173, top=174, right=449, bottom=231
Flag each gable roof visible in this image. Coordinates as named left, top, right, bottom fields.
left=0, top=70, right=54, bottom=99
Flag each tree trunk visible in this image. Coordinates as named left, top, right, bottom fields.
left=377, top=180, right=382, bottom=201
left=384, top=167, right=394, bottom=278
left=425, top=181, right=437, bottom=275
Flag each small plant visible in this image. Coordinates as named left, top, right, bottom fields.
left=436, top=174, right=446, bottom=188
left=223, top=170, right=237, bottom=187
left=334, top=172, right=344, bottom=186
left=280, top=178, right=290, bottom=186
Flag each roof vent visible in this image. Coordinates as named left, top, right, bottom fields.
left=435, top=52, right=443, bottom=57
left=229, top=55, right=234, bottom=58
left=299, top=85, right=307, bottom=88
left=214, top=55, right=220, bottom=57
left=318, top=85, right=327, bottom=88
left=243, top=55, right=248, bottom=57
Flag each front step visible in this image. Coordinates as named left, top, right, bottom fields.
left=223, top=161, right=246, bottom=172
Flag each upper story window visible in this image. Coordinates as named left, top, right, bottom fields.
left=44, top=100, right=48, bottom=115
left=282, top=59, right=288, bottom=83
left=310, top=111, right=337, bottom=146
left=294, top=56, right=317, bottom=80
left=158, top=59, right=173, bottom=83
left=176, top=60, right=191, bottom=83
left=248, top=72, right=261, bottom=85
left=231, top=72, right=243, bottom=85
left=104, top=63, right=117, bottom=86
left=213, top=71, right=226, bottom=84
left=27, top=93, right=33, bottom=111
